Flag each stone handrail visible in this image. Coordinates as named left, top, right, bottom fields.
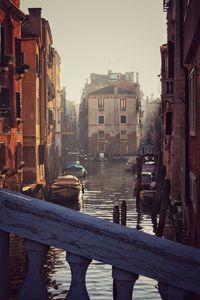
left=0, top=189, right=200, bottom=299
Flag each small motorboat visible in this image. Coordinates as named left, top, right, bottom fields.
left=49, top=175, right=84, bottom=209
left=62, top=162, right=87, bottom=178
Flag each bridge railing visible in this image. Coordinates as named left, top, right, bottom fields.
left=0, top=189, right=200, bottom=300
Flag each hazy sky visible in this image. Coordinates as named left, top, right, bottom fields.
left=20, top=0, right=166, bottom=102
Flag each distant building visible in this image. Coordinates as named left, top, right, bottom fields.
left=79, top=71, right=142, bottom=158
left=142, top=96, right=161, bottom=151
left=65, top=99, right=78, bottom=152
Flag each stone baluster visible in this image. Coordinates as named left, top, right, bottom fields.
left=18, top=239, right=49, bottom=300
left=158, top=282, right=186, bottom=300
left=112, top=267, right=139, bottom=300
left=66, top=252, right=92, bottom=300
left=0, top=230, right=9, bottom=300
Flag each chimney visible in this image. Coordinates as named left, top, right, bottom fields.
left=136, top=72, right=139, bottom=83
left=22, top=8, right=42, bottom=38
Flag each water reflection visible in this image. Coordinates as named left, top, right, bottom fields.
left=46, top=160, right=161, bottom=299
left=9, top=160, right=160, bottom=299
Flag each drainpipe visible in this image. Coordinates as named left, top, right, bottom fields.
left=180, top=0, right=189, bottom=210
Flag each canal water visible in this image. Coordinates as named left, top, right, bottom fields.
left=45, top=160, right=161, bottom=300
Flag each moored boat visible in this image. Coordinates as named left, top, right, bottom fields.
left=62, top=162, right=87, bottom=178
left=49, top=175, right=84, bottom=209
left=140, top=189, right=156, bottom=209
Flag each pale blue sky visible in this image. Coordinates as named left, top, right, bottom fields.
left=20, top=0, right=166, bottom=102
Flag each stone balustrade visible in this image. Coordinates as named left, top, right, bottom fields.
left=0, top=189, right=200, bottom=299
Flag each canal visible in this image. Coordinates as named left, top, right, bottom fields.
left=45, top=159, right=161, bottom=300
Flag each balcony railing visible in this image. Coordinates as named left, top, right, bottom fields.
left=0, top=188, right=200, bottom=299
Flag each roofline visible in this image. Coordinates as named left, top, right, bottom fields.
left=0, top=0, right=26, bottom=21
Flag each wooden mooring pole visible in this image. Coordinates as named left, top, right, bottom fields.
left=156, top=179, right=171, bottom=237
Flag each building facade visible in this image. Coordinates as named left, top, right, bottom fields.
left=21, top=8, right=61, bottom=193
left=161, top=0, right=200, bottom=247
left=79, top=71, right=142, bottom=158
left=88, top=84, right=141, bottom=158
left=0, top=0, right=26, bottom=191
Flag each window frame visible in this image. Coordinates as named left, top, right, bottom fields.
left=120, top=130, right=127, bottom=140
left=98, top=115, right=104, bottom=124
left=98, top=130, right=105, bottom=139
left=98, top=98, right=104, bottom=110
left=120, top=115, right=126, bottom=124
left=120, top=98, right=126, bottom=110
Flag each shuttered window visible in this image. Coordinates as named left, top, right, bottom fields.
left=98, top=99, right=104, bottom=110
left=120, top=98, right=126, bottom=109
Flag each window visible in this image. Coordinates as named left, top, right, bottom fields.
left=16, top=92, right=21, bottom=119
left=98, top=115, right=104, bottom=124
left=166, top=112, right=172, bottom=135
left=0, top=88, right=10, bottom=118
left=98, top=98, right=104, bottom=110
left=15, top=142, right=23, bottom=170
left=15, top=38, right=22, bottom=71
left=166, top=81, right=173, bottom=94
left=189, top=68, right=196, bottom=136
left=120, top=130, right=127, bottom=139
left=98, top=131, right=105, bottom=139
left=120, top=98, right=126, bottom=109
left=190, top=172, right=197, bottom=213
left=48, top=109, right=53, bottom=125
left=0, top=25, right=5, bottom=66
left=120, top=115, right=126, bottom=123
left=38, top=144, right=45, bottom=165
left=36, top=54, right=40, bottom=75
left=97, top=142, right=105, bottom=152
left=0, top=142, right=6, bottom=171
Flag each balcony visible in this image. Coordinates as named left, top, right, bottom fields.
left=48, top=83, right=56, bottom=100
left=16, top=64, right=29, bottom=75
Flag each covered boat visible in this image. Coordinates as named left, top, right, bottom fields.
left=62, top=162, right=87, bottom=178
left=49, top=175, right=84, bottom=209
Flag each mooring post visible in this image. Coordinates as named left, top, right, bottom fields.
left=113, top=205, right=120, bottom=224
left=113, top=205, right=120, bottom=299
left=121, top=200, right=127, bottom=226
left=156, top=179, right=171, bottom=237
left=135, top=156, right=142, bottom=200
